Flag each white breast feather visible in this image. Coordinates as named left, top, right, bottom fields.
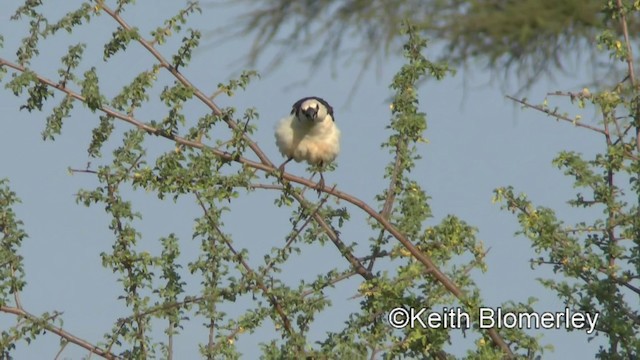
left=275, top=114, right=340, bottom=165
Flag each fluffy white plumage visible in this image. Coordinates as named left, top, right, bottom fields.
left=275, top=96, right=340, bottom=189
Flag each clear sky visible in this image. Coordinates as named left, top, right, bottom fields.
left=0, top=1, right=608, bottom=359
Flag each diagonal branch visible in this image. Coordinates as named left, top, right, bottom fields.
left=289, top=191, right=374, bottom=281
left=100, top=4, right=273, bottom=167
left=0, top=55, right=513, bottom=358
left=193, top=192, right=297, bottom=339
left=506, top=95, right=606, bottom=135
left=262, top=190, right=332, bottom=276
left=0, top=306, right=118, bottom=360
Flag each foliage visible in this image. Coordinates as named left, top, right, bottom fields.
left=1, top=0, right=638, bottom=359
left=207, top=0, right=613, bottom=90
left=0, top=1, right=523, bottom=358
left=495, top=1, right=640, bottom=358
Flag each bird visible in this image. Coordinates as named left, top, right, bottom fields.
left=275, top=96, right=341, bottom=192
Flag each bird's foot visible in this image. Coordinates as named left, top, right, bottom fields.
left=277, top=157, right=293, bottom=176
left=314, top=174, right=325, bottom=196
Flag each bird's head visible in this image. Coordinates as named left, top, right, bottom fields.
left=291, top=97, right=334, bottom=123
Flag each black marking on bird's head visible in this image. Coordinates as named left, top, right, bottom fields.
left=291, top=96, right=335, bottom=122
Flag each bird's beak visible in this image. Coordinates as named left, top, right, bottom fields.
left=302, top=107, right=318, bottom=120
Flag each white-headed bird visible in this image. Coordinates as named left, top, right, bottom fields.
left=275, top=96, right=340, bottom=191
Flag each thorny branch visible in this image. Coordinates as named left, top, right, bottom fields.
left=506, top=95, right=606, bottom=135
left=368, top=133, right=405, bottom=272
left=615, top=0, right=640, bottom=153
left=0, top=306, right=119, bottom=360
left=0, top=53, right=513, bottom=358
left=0, top=4, right=514, bottom=356
left=193, top=192, right=297, bottom=339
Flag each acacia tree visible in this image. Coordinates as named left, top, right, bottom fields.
left=0, top=1, right=636, bottom=360
left=496, top=1, right=640, bottom=358
left=210, top=0, right=621, bottom=90
left=0, top=1, right=535, bottom=358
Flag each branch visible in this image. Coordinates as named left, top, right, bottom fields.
left=0, top=306, right=118, bottom=360
left=1, top=54, right=511, bottom=355
left=99, top=5, right=273, bottom=167
left=300, top=270, right=358, bottom=298
left=615, top=0, right=640, bottom=153
left=0, top=38, right=514, bottom=358
left=506, top=95, right=606, bottom=135
left=193, top=192, right=297, bottom=339
left=262, top=189, right=333, bottom=276
left=289, top=191, right=375, bottom=281
left=368, top=135, right=405, bottom=272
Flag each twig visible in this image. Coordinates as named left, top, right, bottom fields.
left=369, top=135, right=405, bottom=272
left=11, top=266, right=23, bottom=310
left=0, top=21, right=515, bottom=355
left=615, top=0, right=640, bottom=153
left=0, top=306, right=118, bottom=359
left=289, top=190, right=375, bottom=281
left=4, top=53, right=511, bottom=355
left=300, top=270, right=357, bottom=298
left=262, top=189, right=332, bottom=275
left=69, top=168, right=98, bottom=174
left=506, top=95, right=606, bottom=135
left=53, top=340, right=69, bottom=360
left=193, top=192, right=297, bottom=338
left=99, top=5, right=273, bottom=167
left=207, top=319, right=214, bottom=359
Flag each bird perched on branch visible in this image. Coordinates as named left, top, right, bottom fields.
left=275, top=96, right=340, bottom=192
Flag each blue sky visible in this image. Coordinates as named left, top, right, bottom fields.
left=0, top=1, right=610, bottom=359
